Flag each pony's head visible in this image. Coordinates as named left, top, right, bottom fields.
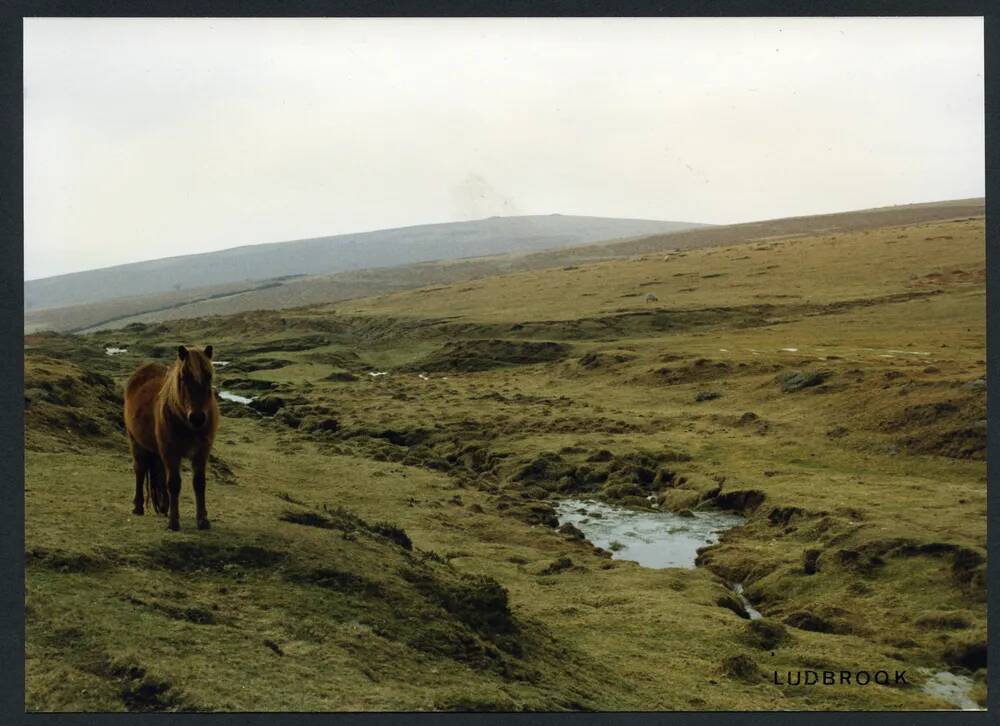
left=172, top=345, right=215, bottom=430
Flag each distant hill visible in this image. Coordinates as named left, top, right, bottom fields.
left=23, top=198, right=984, bottom=334
left=24, top=215, right=709, bottom=311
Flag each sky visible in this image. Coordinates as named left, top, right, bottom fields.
left=24, top=17, right=984, bottom=280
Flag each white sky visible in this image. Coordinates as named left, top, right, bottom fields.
left=24, top=17, right=984, bottom=280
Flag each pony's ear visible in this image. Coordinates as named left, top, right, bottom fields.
left=204, top=345, right=213, bottom=360
left=177, top=345, right=189, bottom=360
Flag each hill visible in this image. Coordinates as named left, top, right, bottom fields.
left=24, top=198, right=982, bottom=335
left=24, top=214, right=710, bottom=312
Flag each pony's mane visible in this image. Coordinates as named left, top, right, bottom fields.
left=157, top=348, right=213, bottom=414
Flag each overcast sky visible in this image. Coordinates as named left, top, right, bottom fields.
left=24, top=17, right=984, bottom=280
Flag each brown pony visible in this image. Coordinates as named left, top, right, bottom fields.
left=123, top=345, right=220, bottom=531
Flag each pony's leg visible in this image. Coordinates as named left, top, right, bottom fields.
left=129, top=437, right=147, bottom=515
left=164, top=454, right=182, bottom=531
left=192, top=449, right=210, bottom=530
left=150, top=457, right=168, bottom=515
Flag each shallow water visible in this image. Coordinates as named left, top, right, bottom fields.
left=218, top=390, right=255, bottom=405
left=919, top=670, right=981, bottom=711
left=731, top=583, right=762, bottom=619
left=554, top=499, right=744, bottom=569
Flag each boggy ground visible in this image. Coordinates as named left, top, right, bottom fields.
left=24, top=215, right=986, bottom=711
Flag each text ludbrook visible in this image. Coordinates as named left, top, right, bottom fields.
left=774, top=670, right=907, bottom=686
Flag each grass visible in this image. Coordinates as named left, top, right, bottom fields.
left=24, top=214, right=985, bottom=711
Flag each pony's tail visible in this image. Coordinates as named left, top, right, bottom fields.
left=146, top=463, right=168, bottom=515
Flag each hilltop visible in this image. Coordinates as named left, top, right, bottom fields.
left=25, top=214, right=710, bottom=313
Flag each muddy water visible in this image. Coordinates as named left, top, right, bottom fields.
left=554, top=499, right=744, bottom=569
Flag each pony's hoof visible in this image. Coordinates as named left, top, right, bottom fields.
left=197, top=518, right=211, bottom=531
left=132, top=506, right=144, bottom=515
left=167, top=519, right=180, bottom=531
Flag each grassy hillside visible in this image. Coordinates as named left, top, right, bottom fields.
left=24, top=212, right=986, bottom=711
left=25, top=214, right=709, bottom=312
left=24, top=198, right=981, bottom=335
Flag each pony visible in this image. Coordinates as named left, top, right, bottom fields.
left=123, top=345, right=220, bottom=531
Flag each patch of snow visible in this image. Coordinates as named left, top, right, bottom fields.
left=105, top=347, right=128, bottom=355
left=780, top=347, right=798, bottom=353
left=212, top=360, right=231, bottom=367
left=368, top=371, right=388, bottom=378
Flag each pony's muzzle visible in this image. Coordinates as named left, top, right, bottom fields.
left=189, top=411, right=207, bottom=429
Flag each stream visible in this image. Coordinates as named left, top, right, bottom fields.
left=218, top=390, right=255, bottom=405
left=918, top=669, right=982, bottom=711
left=553, top=498, right=981, bottom=709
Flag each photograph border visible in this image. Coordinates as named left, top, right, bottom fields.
left=2, top=1, right=995, bottom=723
